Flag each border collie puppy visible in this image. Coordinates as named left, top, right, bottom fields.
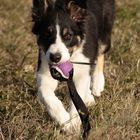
left=32, top=0, right=115, bottom=134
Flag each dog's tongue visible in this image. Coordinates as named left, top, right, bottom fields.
left=50, top=61, right=73, bottom=81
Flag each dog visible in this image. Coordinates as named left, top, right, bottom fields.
left=32, top=0, right=115, bottom=134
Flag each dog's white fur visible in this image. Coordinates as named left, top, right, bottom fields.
left=37, top=24, right=104, bottom=133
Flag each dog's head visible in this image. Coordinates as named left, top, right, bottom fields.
left=32, top=0, right=86, bottom=64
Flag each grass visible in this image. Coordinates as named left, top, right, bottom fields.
left=0, top=0, right=140, bottom=139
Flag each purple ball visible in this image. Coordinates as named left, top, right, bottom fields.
left=50, top=61, right=73, bottom=79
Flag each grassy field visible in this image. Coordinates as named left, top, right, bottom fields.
left=0, top=0, right=140, bottom=139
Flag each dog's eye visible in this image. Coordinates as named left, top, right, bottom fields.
left=48, top=26, right=54, bottom=33
left=63, top=33, right=73, bottom=41
left=46, top=26, right=55, bottom=37
left=62, top=28, right=73, bottom=42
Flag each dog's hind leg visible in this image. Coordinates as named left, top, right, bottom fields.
left=92, top=53, right=105, bottom=97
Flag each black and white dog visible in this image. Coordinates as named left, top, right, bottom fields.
left=32, top=0, right=115, bottom=134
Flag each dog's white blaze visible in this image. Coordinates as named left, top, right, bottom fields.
left=46, top=24, right=70, bottom=63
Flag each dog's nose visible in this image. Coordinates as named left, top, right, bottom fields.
left=50, top=53, right=62, bottom=63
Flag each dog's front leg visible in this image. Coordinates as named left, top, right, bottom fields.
left=37, top=72, right=72, bottom=132
left=69, top=65, right=95, bottom=133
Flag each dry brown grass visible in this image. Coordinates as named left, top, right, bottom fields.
left=0, top=0, right=140, bottom=139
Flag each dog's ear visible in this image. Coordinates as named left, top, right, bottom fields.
left=32, top=0, right=55, bottom=34
left=32, top=0, right=48, bottom=22
left=68, top=1, right=87, bottom=23
left=32, top=0, right=56, bottom=21
left=32, top=0, right=48, bottom=34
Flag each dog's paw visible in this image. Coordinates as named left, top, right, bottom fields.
left=70, top=115, right=81, bottom=134
left=62, top=121, right=73, bottom=134
left=92, top=71, right=105, bottom=96
left=85, top=92, right=95, bottom=106
left=62, top=116, right=81, bottom=135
